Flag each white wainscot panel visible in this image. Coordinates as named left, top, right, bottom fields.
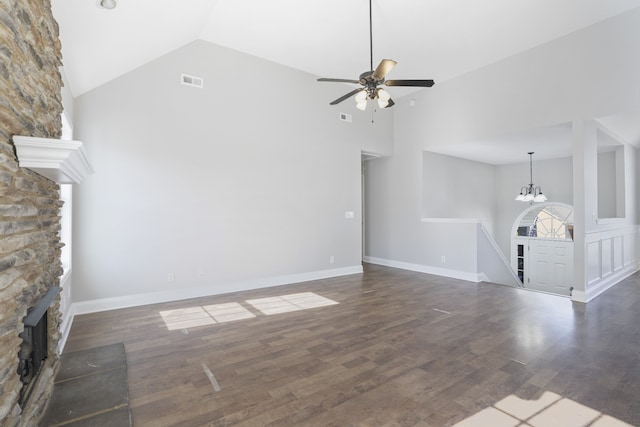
left=632, top=232, right=640, bottom=264
left=601, top=238, right=613, bottom=277
left=580, top=226, right=640, bottom=303
left=613, top=235, right=623, bottom=271
left=624, top=234, right=632, bottom=265
left=587, top=241, right=601, bottom=285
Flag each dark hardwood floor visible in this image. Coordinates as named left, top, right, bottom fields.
left=63, top=264, right=640, bottom=426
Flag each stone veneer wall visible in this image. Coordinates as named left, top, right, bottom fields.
left=0, top=0, right=64, bottom=426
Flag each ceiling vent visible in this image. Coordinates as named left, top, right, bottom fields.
left=339, top=113, right=352, bottom=123
left=181, top=74, right=204, bottom=88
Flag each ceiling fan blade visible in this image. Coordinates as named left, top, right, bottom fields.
left=384, top=99, right=395, bottom=108
left=385, top=79, right=435, bottom=87
left=372, top=59, right=397, bottom=81
left=318, top=78, right=360, bottom=84
left=329, top=88, right=366, bottom=105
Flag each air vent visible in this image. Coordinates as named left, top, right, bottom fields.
left=339, top=112, right=352, bottom=123
left=181, top=74, right=204, bottom=88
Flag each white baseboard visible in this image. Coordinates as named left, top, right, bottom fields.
left=572, top=260, right=640, bottom=303
left=72, top=265, right=363, bottom=315
left=363, top=256, right=482, bottom=283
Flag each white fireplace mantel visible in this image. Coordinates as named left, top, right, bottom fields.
left=13, top=135, right=94, bottom=184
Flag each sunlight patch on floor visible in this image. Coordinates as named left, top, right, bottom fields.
left=245, top=292, right=339, bottom=315
left=159, top=293, right=338, bottom=330
left=159, top=307, right=216, bottom=330
left=159, top=302, right=255, bottom=330
left=454, top=391, right=632, bottom=427
left=203, top=302, right=256, bottom=322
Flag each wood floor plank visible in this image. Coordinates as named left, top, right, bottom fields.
left=62, top=264, right=640, bottom=426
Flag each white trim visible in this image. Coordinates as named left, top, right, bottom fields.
left=421, top=218, right=483, bottom=224
left=575, top=224, right=640, bottom=303
left=571, top=290, right=588, bottom=303
left=72, top=265, right=363, bottom=315
left=58, top=303, right=75, bottom=354
left=363, top=256, right=482, bottom=282
left=585, top=224, right=639, bottom=242
left=57, top=271, right=74, bottom=354
left=13, top=135, right=94, bottom=184
left=595, top=217, right=627, bottom=225
left=572, top=259, right=640, bottom=303
left=361, top=150, right=382, bottom=159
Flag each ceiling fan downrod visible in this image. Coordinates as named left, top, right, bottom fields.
left=369, top=0, right=373, bottom=72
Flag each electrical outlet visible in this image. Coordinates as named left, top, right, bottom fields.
left=168, top=272, right=175, bottom=283
left=440, top=256, right=446, bottom=264
left=197, top=270, right=204, bottom=279
left=329, top=256, right=335, bottom=264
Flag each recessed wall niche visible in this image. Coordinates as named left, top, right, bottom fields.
left=596, top=127, right=625, bottom=220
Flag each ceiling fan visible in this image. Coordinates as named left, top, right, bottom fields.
left=317, top=0, right=434, bottom=110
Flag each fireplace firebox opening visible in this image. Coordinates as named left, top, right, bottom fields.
left=17, top=286, right=61, bottom=407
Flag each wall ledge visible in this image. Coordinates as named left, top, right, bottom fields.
left=421, top=218, right=483, bottom=224
left=13, top=135, right=94, bottom=184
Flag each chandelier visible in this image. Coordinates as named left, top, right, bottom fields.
left=515, top=152, right=547, bottom=203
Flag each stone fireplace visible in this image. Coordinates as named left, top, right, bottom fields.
left=0, top=0, right=67, bottom=426
left=0, top=158, right=64, bottom=426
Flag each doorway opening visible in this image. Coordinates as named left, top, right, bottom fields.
left=361, top=151, right=381, bottom=261
left=511, top=203, right=574, bottom=296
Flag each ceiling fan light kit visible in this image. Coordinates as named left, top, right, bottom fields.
left=318, top=0, right=434, bottom=110
left=99, top=0, right=117, bottom=10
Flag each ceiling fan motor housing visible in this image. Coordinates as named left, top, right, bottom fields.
left=359, top=71, right=377, bottom=83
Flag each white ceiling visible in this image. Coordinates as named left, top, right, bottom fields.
left=443, top=120, right=636, bottom=166
left=51, top=0, right=640, bottom=163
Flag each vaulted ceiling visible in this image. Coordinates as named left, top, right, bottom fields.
left=52, top=0, right=640, bottom=96
left=51, top=0, right=640, bottom=163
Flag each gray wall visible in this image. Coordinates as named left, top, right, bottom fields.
left=422, top=152, right=497, bottom=233
left=366, top=7, right=640, bottom=274
left=365, top=146, right=576, bottom=273
left=72, top=40, right=393, bottom=302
